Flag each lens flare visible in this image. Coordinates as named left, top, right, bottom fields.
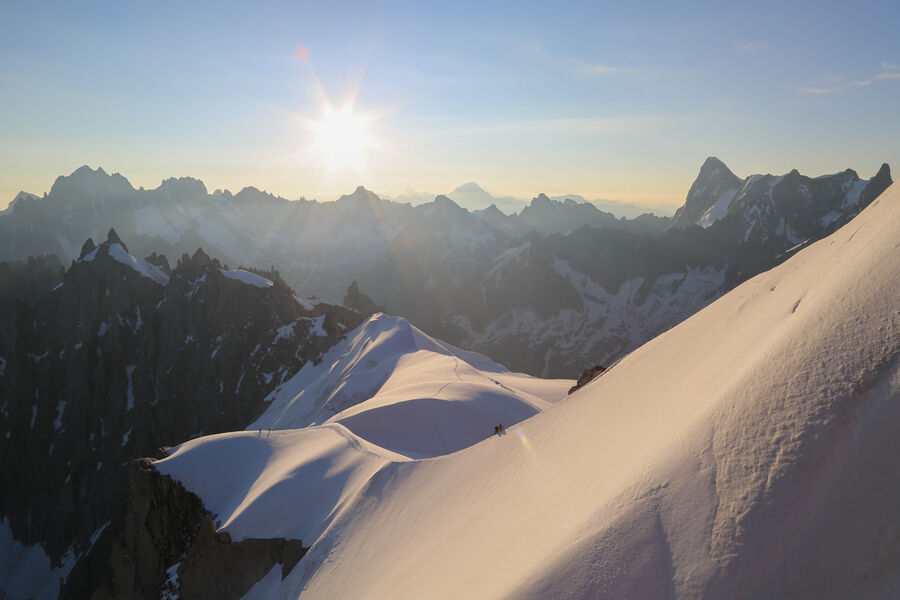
left=293, top=45, right=311, bottom=62
left=516, top=428, right=533, bottom=453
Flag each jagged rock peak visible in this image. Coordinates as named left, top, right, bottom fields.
left=433, top=195, right=462, bottom=211
left=234, top=186, right=275, bottom=202
left=11, top=191, right=39, bottom=204
left=529, top=193, right=555, bottom=209
left=337, top=186, right=381, bottom=206
left=79, top=237, right=97, bottom=259
left=17, top=190, right=39, bottom=200
left=158, top=177, right=208, bottom=198
left=106, top=228, right=129, bottom=253
left=700, top=156, right=727, bottom=170
left=672, top=157, right=745, bottom=228
left=860, top=163, right=893, bottom=206
left=144, top=252, right=172, bottom=274
left=72, top=164, right=107, bottom=177
left=695, top=157, right=741, bottom=183
left=176, top=248, right=214, bottom=269
left=873, top=162, right=892, bottom=183
left=344, top=280, right=384, bottom=317
left=49, top=165, right=135, bottom=199
left=189, top=248, right=212, bottom=267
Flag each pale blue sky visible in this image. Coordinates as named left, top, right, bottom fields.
left=1, top=0, right=898, bottom=208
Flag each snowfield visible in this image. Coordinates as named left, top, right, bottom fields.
left=219, top=269, right=274, bottom=288
left=157, top=184, right=899, bottom=598
left=155, top=313, right=571, bottom=544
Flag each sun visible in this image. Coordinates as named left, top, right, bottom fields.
left=309, top=106, right=376, bottom=172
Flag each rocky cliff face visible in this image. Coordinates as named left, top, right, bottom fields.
left=0, top=230, right=362, bottom=598
left=672, top=156, right=744, bottom=228
left=93, top=459, right=306, bottom=600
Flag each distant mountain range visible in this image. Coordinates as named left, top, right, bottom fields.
left=0, top=158, right=891, bottom=378
left=385, top=181, right=674, bottom=217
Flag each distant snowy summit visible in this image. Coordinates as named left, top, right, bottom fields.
left=673, top=156, right=891, bottom=231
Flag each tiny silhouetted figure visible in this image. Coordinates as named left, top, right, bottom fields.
left=498, top=424, right=504, bottom=435
left=494, top=425, right=500, bottom=436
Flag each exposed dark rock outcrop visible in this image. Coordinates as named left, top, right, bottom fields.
left=178, top=519, right=305, bottom=599
left=0, top=233, right=360, bottom=598
left=80, top=237, right=97, bottom=259
left=93, top=458, right=206, bottom=599
left=106, top=227, right=126, bottom=251
left=568, top=365, right=606, bottom=394
left=94, top=459, right=306, bottom=600
left=343, top=280, right=384, bottom=317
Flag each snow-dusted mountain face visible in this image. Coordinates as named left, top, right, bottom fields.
left=447, top=181, right=526, bottom=214
left=144, top=181, right=900, bottom=598
left=0, top=230, right=366, bottom=599
left=460, top=159, right=891, bottom=375
left=0, top=160, right=891, bottom=378
left=673, top=156, right=891, bottom=233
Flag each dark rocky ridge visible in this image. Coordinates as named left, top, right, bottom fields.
left=343, top=280, right=384, bottom=317
left=0, top=230, right=364, bottom=598
left=94, top=459, right=306, bottom=600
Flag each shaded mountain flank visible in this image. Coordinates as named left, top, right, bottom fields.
left=0, top=159, right=891, bottom=379
left=0, top=230, right=366, bottom=598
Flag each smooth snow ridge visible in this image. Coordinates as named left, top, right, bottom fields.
left=247, top=313, right=564, bottom=441
left=161, top=185, right=899, bottom=599
left=156, top=313, right=571, bottom=547
left=219, top=269, right=274, bottom=288
left=108, top=243, right=170, bottom=285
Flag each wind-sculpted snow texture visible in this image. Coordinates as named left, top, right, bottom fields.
left=2, top=159, right=888, bottom=377
left=163, top=183, right=899, bottom=598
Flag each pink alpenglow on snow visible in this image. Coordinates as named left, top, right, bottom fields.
left=158, top=184, right=900, bottom=599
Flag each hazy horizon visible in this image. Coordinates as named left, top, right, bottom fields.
left=2, top=0, right=898, bottom=209
left=2, top=163, right=688, bottom=215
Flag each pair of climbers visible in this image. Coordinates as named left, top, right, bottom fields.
left=493, top=424, right=505, bottom=436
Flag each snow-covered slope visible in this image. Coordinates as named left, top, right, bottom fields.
left=280, top=183, right=898, bottom=599
left=183, top=183, right=895, bottom=599
left=155, top=182, right=899, bottom=598
left=155, top=314, right=572, bottom=550
left=247, top=313, right=564, bottom=437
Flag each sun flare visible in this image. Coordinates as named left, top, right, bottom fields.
left=309, top=106, right=376, bottom=172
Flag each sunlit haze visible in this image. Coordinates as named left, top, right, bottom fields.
left=1, top=0, right=898, bottom=209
